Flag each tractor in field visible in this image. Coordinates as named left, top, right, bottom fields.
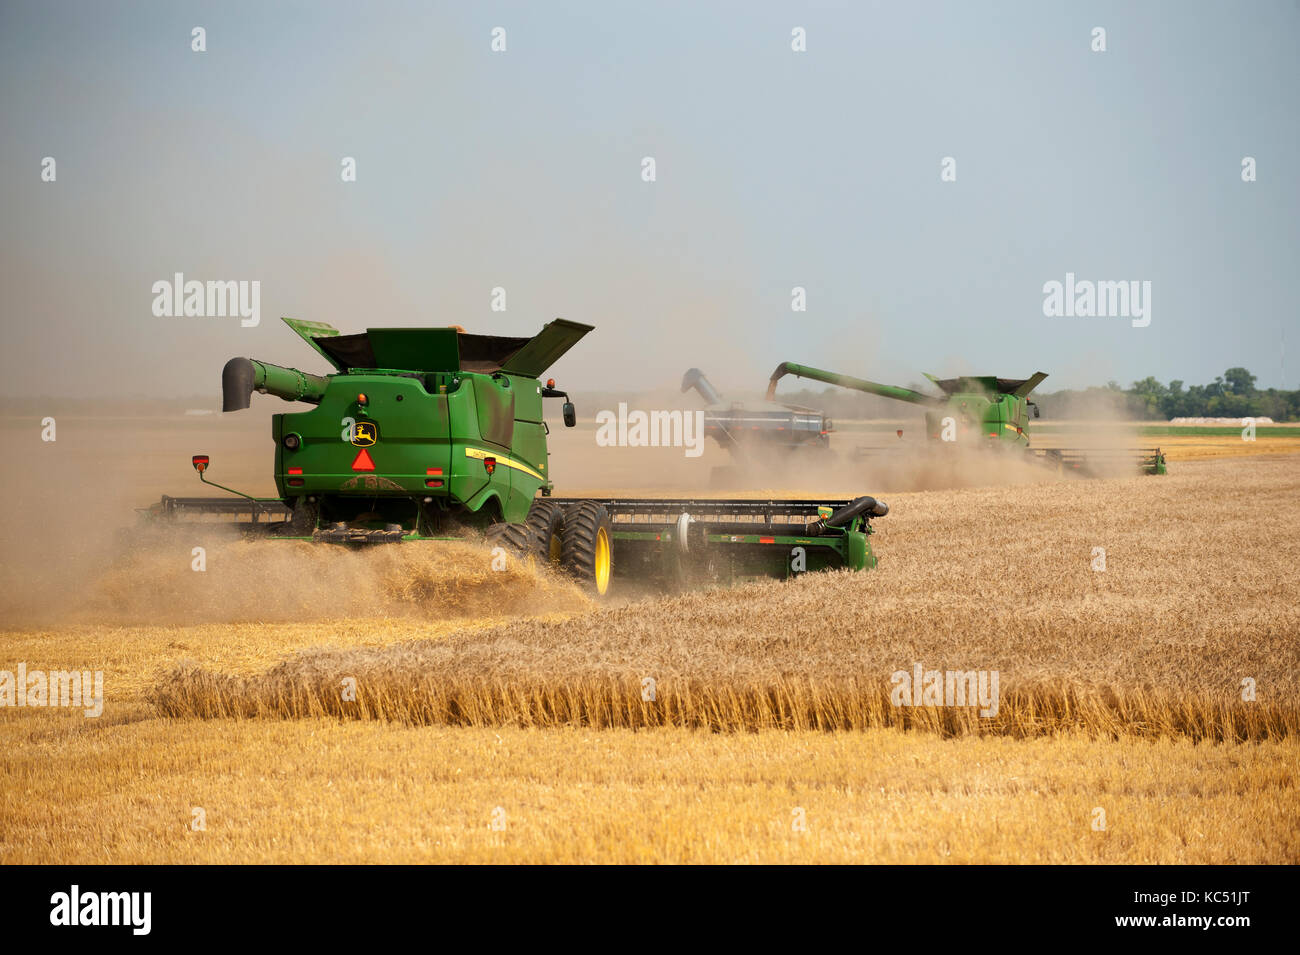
left=145, top=318, right=889, bottom=595
left=765, top=361, right=1167, bottom=475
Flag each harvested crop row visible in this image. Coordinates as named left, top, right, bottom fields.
left=151, top=667, right=1296, bottom=740
left=151, top=456, right=1300, bottom=739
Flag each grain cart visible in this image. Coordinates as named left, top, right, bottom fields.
left=681, top=367, right=833, bottom=453
left=680, top=367, right=834, bottom=486
left=144, top=318, right=889, bottom=595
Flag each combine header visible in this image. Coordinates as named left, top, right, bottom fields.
left=766, top=362, right=1166, bottom=475
left=144, top=318, right=889, bottom=594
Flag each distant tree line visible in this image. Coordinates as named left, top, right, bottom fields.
left=1035, top=368, right=1299, bottom=421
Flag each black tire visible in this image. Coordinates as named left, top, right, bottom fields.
left=484, top=520, right=534, bottom=555
left=526, top=499, right=566, bottom=565
left=560, top=500, right=614, bottom=596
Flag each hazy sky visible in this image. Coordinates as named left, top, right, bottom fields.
left=2, top=0, right=1297, bottom=398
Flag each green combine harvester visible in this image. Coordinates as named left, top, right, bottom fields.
left=145, top=318, right=890, bottom=595
left=766, top=362, right=1166, bottom=475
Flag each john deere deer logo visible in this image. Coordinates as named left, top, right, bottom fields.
left=352, top=421, right=378, bottom=447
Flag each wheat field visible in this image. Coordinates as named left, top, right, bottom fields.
left=1, top=441, right=1297, bottom=863
left=4, top=719, right=1295, bottom=864
left=150, top=454, right=1300, bottom=740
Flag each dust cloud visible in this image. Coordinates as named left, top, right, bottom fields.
left=0, top=375, right=1150, bottom=629
left=0, top=414, right=587, bottom=628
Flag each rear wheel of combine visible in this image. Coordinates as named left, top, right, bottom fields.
left=484, top=520, right=534, bottom=558
left=560, top=501, right=613, bottom=596
left=526, top=499, right=565, bottom=565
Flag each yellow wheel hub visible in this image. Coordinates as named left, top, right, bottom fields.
left=594, top=527, right=611, bottom=595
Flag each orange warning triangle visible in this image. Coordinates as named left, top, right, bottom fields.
left=351, top=448, right=375, bottom=471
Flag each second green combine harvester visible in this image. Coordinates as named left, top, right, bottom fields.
left=147, top=318, right=889, bottom=595
left=765, top=362, right=1166, bottom=475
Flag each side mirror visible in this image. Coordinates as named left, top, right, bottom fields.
left=562, top=402, right=576, bottom=428
left=1032, top=404, right=1040, bottom=418
left=192, top=454, right=210, bottom=473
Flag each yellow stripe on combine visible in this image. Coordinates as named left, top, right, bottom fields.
left=464, top=447, right=545, bottom=481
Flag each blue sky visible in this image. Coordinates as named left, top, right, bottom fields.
left=2, top=0, right=1297, bottom=397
